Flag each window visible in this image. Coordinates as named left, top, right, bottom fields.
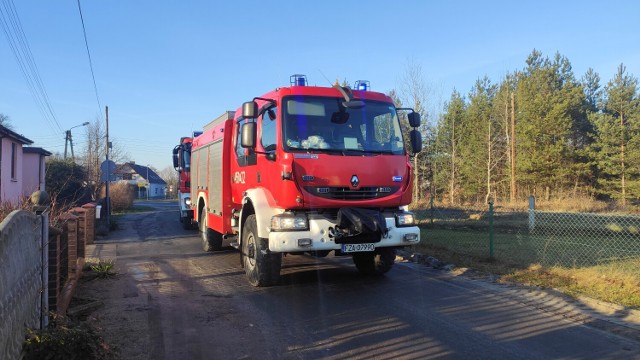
left=11, top=142, right=17, bottom=180
left=260, top=106, right=277, bottom=151
left=235, top=119, right=256, bottom=167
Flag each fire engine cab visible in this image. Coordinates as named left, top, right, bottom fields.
left=189, top=75, right=422, bottom=286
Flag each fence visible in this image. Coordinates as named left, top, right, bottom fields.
left=0, top=203, right=97, bottom=360
left=414, top=196, right=640, bottom=270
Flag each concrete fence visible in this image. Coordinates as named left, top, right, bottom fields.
left=0, top=203, right=97, bottom=360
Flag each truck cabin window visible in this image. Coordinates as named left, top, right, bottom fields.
left=282, top=97, right=404, bottom=155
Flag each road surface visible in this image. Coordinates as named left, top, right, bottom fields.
left=79, top=200, right=640, bottom=359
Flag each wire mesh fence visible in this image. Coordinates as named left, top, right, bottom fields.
left=414, top=197, right=640, bottom=271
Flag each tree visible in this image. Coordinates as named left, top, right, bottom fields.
left=80, top=119, right=130, bottom=200
left=0, top=113, right=13, bottom=130
left=46, top=158, right=89, bottom=206
left=590, top=64, right=640, bottom=205
left=158, top=166, right=178, bottom=198
left=436, top=90, right=466, bottom=204
left=514, top=50, right=586, bottom=200
left=397, top=59, right=432, bottom=202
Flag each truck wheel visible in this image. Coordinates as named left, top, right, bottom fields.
left=200, top=211, right=222, bottom=251
left=242, top=214, right=281, bottom=287
left=352, top=248, right=396, bottom=275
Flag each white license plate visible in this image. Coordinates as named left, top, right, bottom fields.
left=341, top=243, right=375, bottom=253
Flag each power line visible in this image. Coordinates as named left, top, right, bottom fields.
left=76, top=0, right=103, bottom=120
left=0, top=0, right=62, bottom=134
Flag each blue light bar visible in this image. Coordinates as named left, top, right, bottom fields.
left=290, top=74, right=307, bottom=86
left=355, top=80, right=370, bottom=91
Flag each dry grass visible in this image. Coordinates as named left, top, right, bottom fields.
left=412, top=195, right=636, bottom=214
left=502, top=262, right=640, bottom=309
left=413, top=242, right=640, bottom=309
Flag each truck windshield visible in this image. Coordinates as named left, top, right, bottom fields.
left=282, top=97, right=405, bottom=155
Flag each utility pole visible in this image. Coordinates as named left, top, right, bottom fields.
left=105, top=106, right=111, bottom=228
left=510, top=92, right=516, bottom=203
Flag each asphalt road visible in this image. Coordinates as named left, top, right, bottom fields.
left=82, top=200, right=640, bottom=359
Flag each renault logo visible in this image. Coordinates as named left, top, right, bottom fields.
left=350, top=175, right=359, bottom=188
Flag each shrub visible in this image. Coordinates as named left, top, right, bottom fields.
left=104, top=182, right=135, bottom=212
left=22, top=316, right=117, bottom=360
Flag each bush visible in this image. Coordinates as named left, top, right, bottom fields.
left=103, top=183, right=135, bottom=212
left=22, top=316, right=117, bottom=360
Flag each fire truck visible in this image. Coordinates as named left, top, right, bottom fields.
left=172, top=135, right=199, bottom=229
left=190, top=75, right=422, bottom=286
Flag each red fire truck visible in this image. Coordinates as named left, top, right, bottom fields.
left=190, top=75, right=422, bottom=286
left=172, top=135, right=199, bottom=229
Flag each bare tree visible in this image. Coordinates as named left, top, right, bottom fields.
left=158, top=166, right=178, bottom=198
left=0, top=113, right=13, bottom=129
left=398, top=59, right=431, bottom=202
left=80, top=118, right=130, bottom=200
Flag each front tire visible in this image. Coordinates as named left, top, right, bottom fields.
left=242, top=215, right=281, bottom=287
left=200, top=211, right=222, bottom=251
left=353, top=248, right=396, bottom=275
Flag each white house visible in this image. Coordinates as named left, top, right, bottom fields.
left=113, top=162, right=167, bottom=199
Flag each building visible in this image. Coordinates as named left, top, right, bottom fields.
left=0, top=125, right=51, bottom=203
left=113, top=162, right=167, bottom=199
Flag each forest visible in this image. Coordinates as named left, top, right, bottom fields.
left=399, top=49, right=640, bottom=210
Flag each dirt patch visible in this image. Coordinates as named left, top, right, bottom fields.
left=72, top=264, right=151, bottom=360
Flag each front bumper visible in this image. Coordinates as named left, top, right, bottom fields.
left=268, top=214, right=420, bottom=253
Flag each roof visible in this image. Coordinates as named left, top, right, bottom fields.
left=23, top=147, right=52, bottom=156
left=0, top=125, right=33, bottom=145
left=117, top=162, right=167, bottom=185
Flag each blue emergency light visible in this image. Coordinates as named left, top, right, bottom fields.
left=290, top=74, right=307, bottom=86
left=355, top=80, right=370, bottom=91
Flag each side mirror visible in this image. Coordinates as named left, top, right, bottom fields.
left=242, top=101, right=259, bottom=119
left=410, top=129, right=422, bottom=154
left=172, top=146, right=180, bottom=170
left=408, top=112, right=421, bottom=128
left=241, top=122, right=257, bottom=148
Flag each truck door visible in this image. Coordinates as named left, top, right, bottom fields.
left=257, top=105, right=279, bottom=194
left=231, top=117, right=257, bottom=203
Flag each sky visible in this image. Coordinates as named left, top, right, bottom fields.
left=1, top=0, right=639, bottom=172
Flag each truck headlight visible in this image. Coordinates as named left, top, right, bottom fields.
left=395, top=212, right=415, bottom=227
left=184, top=198, right=191, bottom=206
left=271, top=213, right=308, bottom=231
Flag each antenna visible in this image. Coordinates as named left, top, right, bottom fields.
left=317, top=70, right=333, bottom=86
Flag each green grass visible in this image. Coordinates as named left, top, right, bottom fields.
left=414, top=227, right=640, bottom=309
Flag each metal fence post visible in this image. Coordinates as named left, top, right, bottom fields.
left=430, top=195, right=434, bottom=225
left=528, top=196, right=536, bottom=233
left=489, top=201, right=494, bottom=258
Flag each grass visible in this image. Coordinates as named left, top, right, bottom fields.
left=414, top=227, right=640, bottom=309
left=84, top=259, right=117, bottom=279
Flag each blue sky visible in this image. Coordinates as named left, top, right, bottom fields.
left=2, top=0, right=639, bottom=172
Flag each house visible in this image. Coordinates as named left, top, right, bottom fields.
left=23, top=147, right=52, bottom=196
left=113, top=162, right=167, bottom=199
left=0, top=125, right=51, bottom=203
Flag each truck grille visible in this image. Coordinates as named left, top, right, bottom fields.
left=304, top=186, right=399, bottom=200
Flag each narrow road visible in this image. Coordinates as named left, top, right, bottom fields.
left=79, top=200, right=640, bottom=359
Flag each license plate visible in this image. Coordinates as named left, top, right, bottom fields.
left=341, top=243, right=375, bottom=253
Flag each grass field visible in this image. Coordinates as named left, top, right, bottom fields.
left=412, top=204, right=640, bottom=309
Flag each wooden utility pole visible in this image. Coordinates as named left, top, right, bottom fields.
left=105, top=106, right=111, bottom=227
left=510, top=93, right=516, bottom=203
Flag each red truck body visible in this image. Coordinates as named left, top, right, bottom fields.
left=188, top=76, right=422, bottom=286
